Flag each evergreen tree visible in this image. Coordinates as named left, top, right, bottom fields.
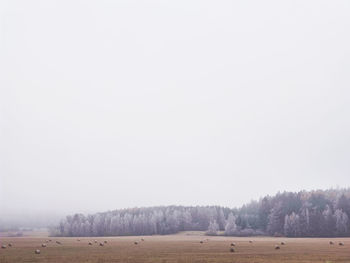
left=267, top=202, right=284, bottom=235
left=299, top=206, right=310, bottom=236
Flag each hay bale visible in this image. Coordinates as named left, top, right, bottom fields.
left=41, top=243, right=47, bottom=247
left=99, top=242, right=104, bottom=246
left=1, top=245, right=7, bottom=249
left=104, top=240, right=107, bottom=244
left=230, top=243, right=235, bottom=247
left=200, top=241, right=204, bottom=244
left=249, top=240, right=253, bottom=243
left=35, top=249, right=41, bottom=254
left=77, top=239, right=80, bottom=242
left=56, top=241, right=62, bottom=245
left=275, top=245, right=280, bottom=250
left=94, top=240, right=97, bottom=243
left=8, top=243, right=12, bottom=247
left=134, top=241, right=138, bottom=245
left=281, top=242, right=285, bottom=245
left=49, top=239, right=52, bottom=242
left=141, top=238, right=144, bottom=241
left=88, top=242, right=93, bottom=245
left=339, top=242, right=344, bottom=246
left=329, top=241, right=334, bottom=245
left=230, top=247, right=235, bottom=252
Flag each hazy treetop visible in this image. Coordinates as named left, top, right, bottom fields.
left=0, top=0, right=349, bottom=217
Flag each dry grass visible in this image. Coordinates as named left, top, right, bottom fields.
left=1, top=232, right=350, bottom=263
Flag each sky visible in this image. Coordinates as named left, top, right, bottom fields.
left=1, top=0, right=350, bottom=219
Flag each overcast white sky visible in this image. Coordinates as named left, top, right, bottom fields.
left=1, top=0, right=350, bottom=218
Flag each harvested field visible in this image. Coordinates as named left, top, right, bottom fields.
left=1, top=232, right=350, bottom=263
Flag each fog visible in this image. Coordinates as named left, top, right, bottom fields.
left=1, top=0, right=350, bottom=223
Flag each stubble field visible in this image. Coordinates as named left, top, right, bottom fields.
left=1, top=232, right=350, bottom=263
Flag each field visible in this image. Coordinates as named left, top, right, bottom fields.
left=1, top=232, right=350, bottom=263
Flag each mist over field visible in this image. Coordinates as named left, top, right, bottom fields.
left=2, top=2, right=350, bottom=263
left=1, top=0, right=350, bottom=232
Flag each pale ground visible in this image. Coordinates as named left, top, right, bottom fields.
left=1, top=231, right=350, bottom=263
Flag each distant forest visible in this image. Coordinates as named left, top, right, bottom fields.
left=51, top=188, right=350, bottom=237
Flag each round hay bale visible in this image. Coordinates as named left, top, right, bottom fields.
left=1, top=245, right=7, bottom=249
left=88, top=242, right=93, bottom=245
left=99, top=242, right=104, bottom=246
left=94, top=240, right=97, bottom=243
left=339, top=242, right=344, bottom=246
left=35, top=249, right=41, bottom=254
left=249, top=240, right=253, bottom=243
left=275, top=245, right=280, bottom=250
left=230, top=247, right=235, bottom=252
left=200, top=241, right=204, bottom=244
left=56, top=241, right=62, bottom=245
left=141, top=238, right=144, bottom=241
left=329, top=241, right=334, bottom=245
left=281, top=242, right=285, bottom=245
left=8, top=243, right=12, bottom=247
left=41, top=243, right=47, bottom=248
left=77, top=239, right=80, bottom=242
left=104, top=240, right=107, bottom=244
left=49, top=239, right=52, bottom=242
left=230, top=243, right=235, bottom=247
left=134, top=241, right=138, bottom=245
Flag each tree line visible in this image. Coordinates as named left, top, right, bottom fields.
left=51, top=188, right=350, bottom=237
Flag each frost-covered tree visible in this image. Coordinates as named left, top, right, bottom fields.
left=51, top=189, right=350, bottom=238
left=335, top=209, right=349, bottom=236
left=217, top=208, right=226, bottom=231
left=92, top=214, right=104, bottom=236
left=336, top=195, right=350, bottom=217
left=284, top=212, right=300, bottom=237
left=224, top=213, right=237, bottom=236
left=206, top=220, right=219, bottom=235
left=321, top=205, right=335, bottom=237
